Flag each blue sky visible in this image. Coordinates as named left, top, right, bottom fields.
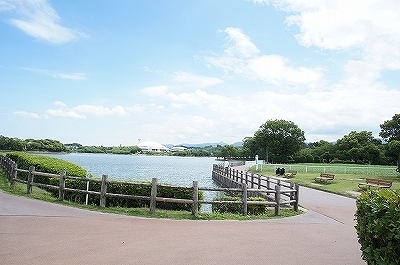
left=1, top=0, right=400, bottom=146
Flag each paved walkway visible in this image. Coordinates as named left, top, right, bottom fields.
left=0, top=166, right=365, bottom=265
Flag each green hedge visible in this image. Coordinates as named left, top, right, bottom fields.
left=355, top=189, right=400, bottom=265
left=212, top=196, right=267, bottom=215
left=4, top=152, right=203, bottom=211
left=6, top=152, right=87, bottom=177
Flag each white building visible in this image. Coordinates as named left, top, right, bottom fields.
left=137, top=141, right=169, bottom=152
left=170, top=146, right=186, bottom=152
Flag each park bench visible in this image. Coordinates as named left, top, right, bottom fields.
left=284, top=170, right=297, bottom=178
left=314, top=173, right=335, bottom=184
left=358, top=178, right=392, bottom=190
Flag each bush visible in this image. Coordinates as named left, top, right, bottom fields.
left=212, top=196, right=267, bottom=215
left=6, top=151, right=87, bottom=180
left=355, top=189, right=400, bottom=264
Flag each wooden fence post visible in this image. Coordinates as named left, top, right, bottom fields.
left=257, top=174, right=261, bottom=189
left=240, top=171, right=243, bottom=183
left=242, top=183, right=247, bottom=215
left=192, top=181, right=198, bottom=215
left=10, top=162, right=17, bottom=187
left=100, top=175, right=108, bottom=208
left=85, top=177, right=90, bottom=205
left=250, top=172, right=254, bottom=188
left=150, top=178, right=158, bottom=213
left=294, top=184, right=299, bottom=212
left=274, top=184, right=281, bottom=216
left=27, top=166, right=35, bottom=194
left=58, top=170, right=66, bottom=201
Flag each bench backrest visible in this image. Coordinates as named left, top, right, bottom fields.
left=320, top=173, right=334, bottom=179
left=366, top=178, right=392, bottom=186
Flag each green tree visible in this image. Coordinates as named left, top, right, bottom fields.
left=218, top=145, right=239, bottom=159
left=380, top=114, right=400, bottom=169
left=335, top=131, right=382, bottom=164
left=242, top=137, right=263, bottom=159
left=254, top=119, right=305, bottom=163
left=301, top=140, right=336, bottom=163
left=380, top=114, right=400, bottom=141
left=0, top=135, right=25, bottom=151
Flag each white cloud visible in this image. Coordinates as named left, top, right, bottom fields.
left=72, top=105, right=128, bottom=116
left=255, top=0, right=400, bottom=84
left=173, top=71, right=224, bottom=88
left=247, top=55, right=324, bottom=88
left=54, top=100, right=67, bottom=107
left=13, top=110, right=41, bottom=119
left=141, top=86, right=168, bottom=97
left=45, top=108, right=85, bottom=119
left=222, top=27, right=260, bottom=58
left=45, top=102, right=128, bottom=119
left=23, top=67, right=86, bottom=80
left=206, top=27, right=325, bottom=89
left=2, top=0, right=86, bottom=44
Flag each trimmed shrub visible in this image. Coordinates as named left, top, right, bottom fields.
left=355, top=189, right=400, bottom=265
left=6, top=152, right=87, bottom=177
left=212, top=196, right=267, bottom=215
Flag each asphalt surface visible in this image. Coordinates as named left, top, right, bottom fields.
left=0, top=167, right=365, bottom=265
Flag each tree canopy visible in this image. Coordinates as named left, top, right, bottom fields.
left=254, top=119, right=305, bottom=162
left=380, top=114, right=400, bottom=142
left=335, top=131, right=382, bottom=164
left=380, top=114, right=400, bottom=169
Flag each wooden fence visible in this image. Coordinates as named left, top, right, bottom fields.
left=0, top=156, right=297, bottom=216
left=212, top=164, right=299, bottom=215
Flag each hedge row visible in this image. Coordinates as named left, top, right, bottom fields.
left=212, top=196, right=267, bottom=215
left=355, top=189, right=400, bottom=265
left=6, top=151, right=87, bottom=178
left=4, top=152, right=203, bottom=211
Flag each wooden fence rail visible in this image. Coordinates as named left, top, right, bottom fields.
left=0, top=156, right=298, bottom=216
left=212, top=164, right=299, bottom=215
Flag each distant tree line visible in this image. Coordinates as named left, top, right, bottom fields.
left=0, top=136, right=67, bottom=152
left=235, top=114, right=400, bottom=167
left=64, top=143, right=224, bottom=156
left=2, top=114, right=400, bottom=167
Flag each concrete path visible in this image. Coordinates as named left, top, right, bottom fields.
left=0, top=168, right=365, bottom=265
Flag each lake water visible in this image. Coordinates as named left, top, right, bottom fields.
left=47, top=153, right=222, bottom=210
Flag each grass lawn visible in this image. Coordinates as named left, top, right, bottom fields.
left=251, top=164, right=400, bottom=198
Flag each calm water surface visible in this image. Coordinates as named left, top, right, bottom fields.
left=49, top=153, right=219, bottom=187
left=48, top=153, right=222, bottom=211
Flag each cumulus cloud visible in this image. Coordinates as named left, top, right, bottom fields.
left=45, top=101, right=128, bottom=119
left=13, top=110, right=41, bottom=119
left=254, top=0, right=400, bottom=83
left=206, top=27, right=325, bottom=89
left=45, top=108, right=86, bottom=119
left=72, top=105, right=128, bottom=116
left=173, top=71, right=224, bottom=88
left=54, top=100, right=67, bottom=107
left=141, top=86, right=169, bottom=97
left=247, top=55, right=324, bottom=88
left=2, top=0, right=86, bottom=44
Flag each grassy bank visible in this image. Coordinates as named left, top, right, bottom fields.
left=0, top=169, right=300, bottom=220
left=251, top=164, right=400, bottom=198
